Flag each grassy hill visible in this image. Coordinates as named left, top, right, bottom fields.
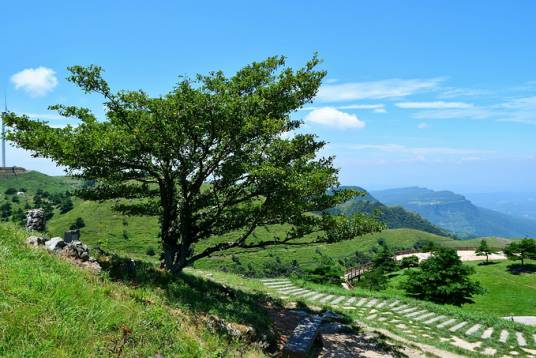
left=333, top=186, right=448, bottom=236
left=373, top=186, right=536, bottom=238
left=0, top=171, right=78, bottom=194
left=0, top=223, right=269, bottom=357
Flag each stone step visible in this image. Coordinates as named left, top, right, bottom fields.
left=355, top=298, right=367, bottom=306
left=310, top=293, right=326, bottom=301
left=260, top=278, right=290, bottom=283
left=414, top=312, right=435, bottom=321
left=283, top=315, right=324, bottom=357
left=376, top=301, right=387, bottom=308
left=331, top=296, right=345, bottom=305
left=367, top=313, right=378, bottom=320
left=406, top=310, right=428, bottom=318
left=268, top=284, right=294, bottom=289
left=392, top=304, right=410, bottom=312
left=366, top=299, right=378, bottom=307
left=298, top=291, right=316, bottom=299
left=279, top=287, right=302, bottom=294
left=345, top=297, right=357, bottom=305
left=424, top=315, right=445, bottom=325
left=399, top=307, right=418, bottom=314
left=318, top=294, right=335, bottom=303
left=449, top=321, right=468, bottom=332
left=265, top=282, right=293, bottom=288
left=437, top=318, right=457, bottom=328
left=481, top=327, right=493, bottom=339
left=287, top=289, right=310, bottom=296
left=465, top=324, right=481, bottom=336
left=388, top=300, right=399, bottom=307
left=499, top=330, right=509, bottom=343
left=516, top=332, right=526, bottom=346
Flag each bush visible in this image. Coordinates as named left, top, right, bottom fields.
left=399, top=255, right=420, bottom=269
left=372, top=241, right=398, bottom=273
left=401, top=247, right=484, bottom=305
left=360, top=268, right=388, bottom=291
left=146, top=247, right=156, bottom=256
left=69, top=217, right=86, bottom=230
left=262, top=257, right=303, bottom=278
left=4, top=188, right=17, bottom=195
left=306, top=251, right=344, bottom=285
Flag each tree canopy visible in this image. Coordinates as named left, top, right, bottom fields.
left=5, top=55, right=384, bottom=272
left=504, top=238, right=536, bottom=266
left=401, top=247, right=484, bottom=306
left=475, top=239, right=497, bottom=263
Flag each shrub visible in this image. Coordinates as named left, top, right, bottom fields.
left=146, top=247, right=156, bottom=256
left=306, top=251, right=344, bottom=285
left=399, top=255, right=420, bottom=269
left=401, top=247, right=484, bottom=305
left=360, top=268, right=388, bottom=291
left=69, top=217, right=86, bottom=230
left=4, top=188, right=17, bottom=195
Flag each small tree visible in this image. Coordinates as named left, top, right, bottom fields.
left=475, top=240, right=497, bottom=263
left=504, top=238, right=536, bottom=267
left=371, top=241, right=398, bottom=273
left=5, top=56, right=384, bottom=273
left=70, top=217, right=86, bottom=230
left=399, top=255, right=420, bottom=269
left=401, top=247, right=484, bottom=305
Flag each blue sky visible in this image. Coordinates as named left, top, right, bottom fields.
left=3, top=1, right=536, bottom=193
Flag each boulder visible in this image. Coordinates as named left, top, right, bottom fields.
left=63, top=229, right=80, bottom=243
left=26, top=236, right=46, bottom=246
left=45, top=237, right=66, bottom=252
left=26, top=208, right=46, bottom=232
left=62, top=240, right=91, bottom=261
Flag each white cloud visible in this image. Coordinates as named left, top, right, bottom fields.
left=411, top=107, right=492, bottom=120
left=438, top=87, right=488, bottom=98
left=299, top=103, right=386, bottom=113
left=11, top=67, right=58, bottom=97
left=395, top=101, right=474, bottom=109
left=346, top=144, right=491, bottom=155
left=497, top=96, right=536, bottom=124
left=304, top=107, right=365, bottom=129
left=417, top=122, right=429, bottom=129
left=316, top=78, right=444, bottom=102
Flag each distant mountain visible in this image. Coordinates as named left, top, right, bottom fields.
left=332, top=187, right=449, bottom=236
left=372, top=187, right=536, bottom=238
left=465, top=192, right=536, bottom=221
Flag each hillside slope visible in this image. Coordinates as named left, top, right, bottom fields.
left=373, top=187, right=536, bottom=238
left=0, top=223, right=268, bottom=357
left=334, top=186, right=448, bottom=236
left=0, top=171, right=78, bottom=194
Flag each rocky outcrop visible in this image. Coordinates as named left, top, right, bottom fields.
left=26, top=235, right=101, bottom=272
left=26, top=236, right=46, bottom=246
left=45, top=237, right=66, bottom=252
left=26, top=209, right=45, bottom=232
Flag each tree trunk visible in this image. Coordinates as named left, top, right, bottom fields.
left=159, top=176, right=181, bottom=273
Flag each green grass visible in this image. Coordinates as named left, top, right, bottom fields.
left=0, top=171, right=78, bottom=194
left=377, top=260, right=536, bottom=317
left=0, top=223, right=269, bottom=357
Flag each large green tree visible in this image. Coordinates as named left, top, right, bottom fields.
left=401, top=247, right=484, bottom=305
left=5, top=56, right=384, bottom=273
left=504, top=238, right=536, bottom=267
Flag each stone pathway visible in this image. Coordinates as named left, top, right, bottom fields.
left=260, top=278, right=536, bottom=358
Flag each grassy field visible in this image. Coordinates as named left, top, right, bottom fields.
left=0, top=171, right=78, bottom=194
left=0, top=223, right=271, bottom=357
left=359, top=259, right=536, bottom=317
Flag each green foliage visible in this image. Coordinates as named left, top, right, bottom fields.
left=6, top=56, right=383, bottom=273
left=324, top=213, right=385, bottom=243
left=360, top=268, right=389, bottom=291
left=69, top=217, right=86, bottom=230
left=146, top=246, right=156, bottom=256
left=399, top=255, right=420, bottom=269
left=4, top=188, right=17, bottom=195
left=306, top=250, right=344, bottom=285
left=59, top=196, right=74, bottom=213
left=475, top=239, right=497, bottom=263
left=401, top=247, right=484, bottom=306
left=504, top=238, right=536, bottom=266
left=371, top=241, right=398, bottom=273
left=1, top=202, right=12, bottom=221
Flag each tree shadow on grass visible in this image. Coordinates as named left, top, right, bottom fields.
left=506, top=263, right=536, bottom=275
left=477, top=261, right=499, bottom=266
left=97, top=254, right=278, bottom=346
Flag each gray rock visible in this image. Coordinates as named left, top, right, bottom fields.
left=45, top=237, right=66, bottom=252
left=62, top=240, right=91, bottom=261
left=26, top=209, right=46, bottom=232
left=63, top=229, right=80, bottom=243
left=26, top=236, right=46, bottom=246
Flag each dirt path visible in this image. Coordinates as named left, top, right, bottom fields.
left=396, top=250, right=507, bottom=262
